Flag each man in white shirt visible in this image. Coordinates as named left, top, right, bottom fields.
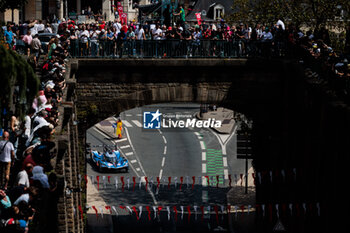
left=152, top=24, right=163, bottom=40
left=136, top=26, right=145, bottom=40
left=113, top=19, right=122, bottom=35
left=16, top=163, right=33, bottom=188
left=37, top=20, right=45, bottom=33
left=0, top=131, right=15, bottom=190
left=24, top=108, right=36, bottom=140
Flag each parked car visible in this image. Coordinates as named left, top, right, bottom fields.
left=37, top=33, right=58, bottom=53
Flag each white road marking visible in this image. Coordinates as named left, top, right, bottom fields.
left=162, top=136, right=167, bottom=144
left=202, top=177, right=207, bottom=186
left=114, top=138, right=127, bottom=143
left=202, top=152, right=206, bottom=161
left=131, top=159, right=137, bottom=163
left=125, top=152, right=134, bottom=156
left=223, top=157, right=228, bottom=167
left=125, top=114, right=132, bottom=117
left=200, top=141, right=206, bottom=150
left=202, top=190, right=208, bottom=203
left=122, top=120, right=132, bottom=127
left=194, top=132, right=200, bottom=136
left=120, top=145, right=131, bottom=149
left=224, top=169, right=229, bottom=179
left=136, top=168, right=141, bottom=171
left=163, top=146, right=167, bottom=155
left=209, top=125, right=237, bottom=155
left=157, top=129, right=162, bottom=134
left=161, top=157, right=165, bottom=167
left=202, top=163, right=207, bottom=173
left=159, top=169, right=163, bottom=179
left=132, top=120, right=143, bottom=127
left=136, top=114, right=142, bottom=117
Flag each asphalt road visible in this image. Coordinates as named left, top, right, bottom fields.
left=86, top=103, right=251, bottom=233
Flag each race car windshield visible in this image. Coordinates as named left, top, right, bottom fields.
left=105, top=156, right=117, bottom=163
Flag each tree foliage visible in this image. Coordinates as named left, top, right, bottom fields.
left=0, top=45, right=40, bottom=123
left=228, top=0, right=350, bottom=29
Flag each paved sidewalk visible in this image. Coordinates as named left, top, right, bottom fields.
left=94, top=116, right=127, bottom=140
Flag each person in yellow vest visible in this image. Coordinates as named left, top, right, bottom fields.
left=116, top=119, right=123, bottom=139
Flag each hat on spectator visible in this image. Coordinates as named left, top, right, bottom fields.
left=168, top=26, right=172, bottom=30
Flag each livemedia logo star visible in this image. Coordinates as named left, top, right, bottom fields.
left=143, top=109, right=162, bottom=129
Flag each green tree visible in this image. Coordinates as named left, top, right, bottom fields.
left=0, top=45, right=40, bottom=125
left=228, top=0, right=350, bottom=29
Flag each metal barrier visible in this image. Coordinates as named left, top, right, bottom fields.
left=68, top=39, right=286, bottom=58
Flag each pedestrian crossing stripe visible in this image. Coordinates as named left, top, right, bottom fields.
left=122, top=120, right=132, bottom=127
left=131, top=120, right=142, bottom=127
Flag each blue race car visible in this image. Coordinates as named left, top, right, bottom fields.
left=91, top=147, right=129, bottom=173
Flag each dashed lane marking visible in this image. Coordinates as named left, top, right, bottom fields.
left=159, top=169, right=163, bottom=179
left=202, top=152, right=206, bottom=161
left=224, top=169, right=229, bottom=179
left=200, top=141, right=206, bottom=150
left=223, top=157, right=228, bottom=167
left=120, top=145, right=131, bottom=149
left=162, top=136, right=167, bottom=144
left=202, top=163, right=207, bottom=173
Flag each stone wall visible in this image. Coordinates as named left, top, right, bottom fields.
left=72, top=58, right=285, bottom=126
left=54, top=64, right=84, bottom=233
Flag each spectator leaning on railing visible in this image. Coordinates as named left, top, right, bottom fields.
left=1, top=18, right=70, bottom=232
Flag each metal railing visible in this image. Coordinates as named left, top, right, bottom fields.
left=68, top=39, right=287, bottom=58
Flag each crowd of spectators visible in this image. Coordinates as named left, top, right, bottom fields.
left=1, top=14, right=350, bottom=232
left=1, top=19, right=68, bottom=233
left=60, top=18, right=289, bottom=58
left=295, top=27, right=350, bottom=101
left=2, top=18, right=291, bottom=58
